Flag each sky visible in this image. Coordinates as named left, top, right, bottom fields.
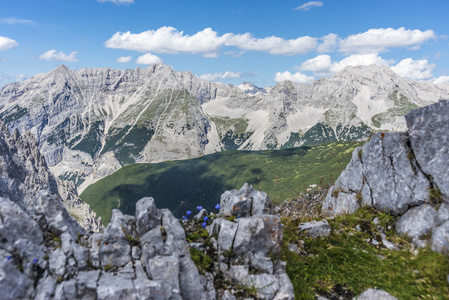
left=1, top=0, right=448, bottom=88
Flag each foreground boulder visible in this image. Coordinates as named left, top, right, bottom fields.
left=0, top=193, right=207, bottom=299
left=204, top=183, right=294, bottom=300
left=0, top=183, right=294, bottom=299
left=322, top=100, right=449, bottom=252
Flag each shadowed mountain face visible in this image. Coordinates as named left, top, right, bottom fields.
left=1, top=63, right=448, bottom=191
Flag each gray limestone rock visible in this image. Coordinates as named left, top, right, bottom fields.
left=100, top=209, right=131, bottom=268
left=220, top=183, right=273, bottom=217
left=298, top=220, right=331, bottom=238
left=396, top=205, right=437, bottom=246
left=430, top=220, right=449, bottom=254
left=406, top=100, right=449, bottom=201
left=49, top=248, right=67, bottom=277
left=322, top=102, right=449, bottom=253
left=354, top=288, right=397, bottom=299
left=135, top=197, right=159, bottom=236
left=0, top=197, right=43, bottom=248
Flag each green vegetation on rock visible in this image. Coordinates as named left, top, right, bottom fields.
left=0, top=105, right=28, bottom=124
left=371, top=91, right=419, bottom=128
left=80, top=141, right=362, bottom=225
left=281, top=207, right=449, bottom=299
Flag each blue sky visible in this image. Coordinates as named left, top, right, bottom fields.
left=1, top=0, right=448, bottom=88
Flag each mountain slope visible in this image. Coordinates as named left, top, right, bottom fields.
left=1, top=63, right=448, bottom=191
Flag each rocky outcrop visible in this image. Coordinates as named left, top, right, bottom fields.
left=322, top=100, right=449, bottom=253
left=0, top=183, right=293, bottom=299
left=0, top=120, right=101, bottom=231
left=204, top=183, right=294, bottom=300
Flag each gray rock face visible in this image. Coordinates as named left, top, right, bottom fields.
left=354, top=288, right=398, bottom=300
left=323, top=100, right=449, bottom=254
left=0, top=194, right=209, bottom=300
left=298, top=220, right=331, bottom=238
left=0, top=120, right=101, bottom=232
left=406, top=100, right=449, bottom=201
left=206, top=183, right=294, bottom=300
left=220, top=183, right=273, bottom=217
left=0, top=180, right=295, bottom=299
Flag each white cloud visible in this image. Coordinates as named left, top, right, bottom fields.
left=15, top=74, right=27, bottom=82
left=391, top=58, right=435, bottom=80
left=105, top=27, right=226, bottom=57
left=340, top=27, right=436, bottom=54
left=135, top=53, right=162, bottom=65
left=200, top=71, right=242, bottom=81
left=0, top=18, right=38, bottom=26
left=299, top=53, right=391, bottom=76
left=0, top=36, right=18, bottom=51
left=105, top=26, right=319, bottom=57
left=433, top=76, right=449, bottom=84
left=224, top=33, right=318, bottom=55
left=105, top=26, right=437, bottom=58
left=97, top=0, right=134, bottom=5
left=39, top=50, right=78, bottom=62
left=274, top=71, right=315, bottom=84
left=294, top=1, right=323, bottom=11
left=116, top=56, right=132, bottom=63
left=317, top=33, right=339, bottom=53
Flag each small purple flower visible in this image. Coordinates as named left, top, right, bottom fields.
left=197, top=206, right=203, bottom=211
left=182, top=216, right=187, bottom=220
left=186, top=211, right=192, bottom=217
left=203, top=216, right=209, bottom=222
left=32, top=258, right=38, bottom=264
left=236, top=216, right=240, bottom=219
left=6, top=255, right=12, bottom=261
left=215, top=204, right=221, bottom=210
left=201, top=222, right=207, bottom=229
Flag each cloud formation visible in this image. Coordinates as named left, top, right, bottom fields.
left=116, top=56, right=132, bottom=63
left=433, top=76, right=449, bottom=84
left=200, top=71, right=242, bottom=81
left=0, top=36, right=19, bottom=51
left=391, top=58, right=435, bottom=80
left=15, top=74, right=28, bottom=82
left=39, top=50, right=79, bottom=62
left=0, top=18, right=38, bottom=26
left=97, top=0, right=134, bottom=5
left=135, top=53, right=162, bottom=65
left=274, top=71, right=315, bottom=84
left=340, top=27, right=436, bottom=54
left=105, top=26, right=436, bottom=58
left=299, top=53, right=391, bottom=76
left=294, top=1, right=323, bottom=11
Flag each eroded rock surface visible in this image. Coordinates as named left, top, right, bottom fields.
left=0, top=120, right=101, bottom=231
left=203, top=183, right=294, bottom=300
left=323, top=100, right=449, bottom=252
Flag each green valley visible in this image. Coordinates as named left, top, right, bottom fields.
left=80, top=141, right=363, bottom=225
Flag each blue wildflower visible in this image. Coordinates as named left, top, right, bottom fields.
left=215, top=204, right=221, bottom=210
left=197, top=206, right=203, bottom=211
left=6, top=255, right=12, bottom=261
left=182, top=216, right=187, bottom=220
left=32, top=258, right=38, bottom=264
left=201, top=222, right=207, bottom=229
left=186, top=211, right=192, bottom=217
left=203, top=216, right=209, bottom=222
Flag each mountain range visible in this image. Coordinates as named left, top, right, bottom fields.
left=1, top=63, right=448, bottom=192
